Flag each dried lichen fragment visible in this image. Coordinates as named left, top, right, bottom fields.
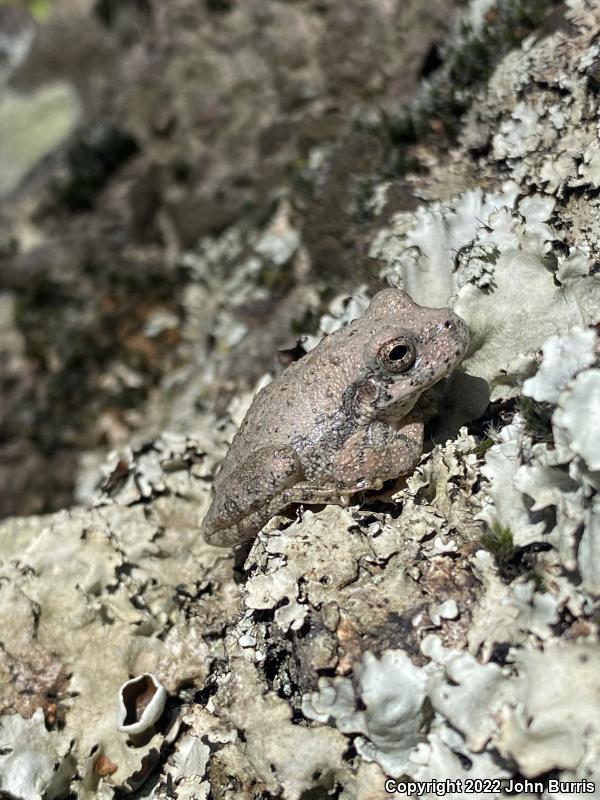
left=117, top=673, right=167, bottom=736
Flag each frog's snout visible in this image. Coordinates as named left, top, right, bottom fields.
left=441, top=312, right=470, bottom=358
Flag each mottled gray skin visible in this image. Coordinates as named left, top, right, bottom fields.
left=202, top=289, right=469, bottom=546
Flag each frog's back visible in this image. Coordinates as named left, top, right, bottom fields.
left=215, top=324, right=361, bottom=481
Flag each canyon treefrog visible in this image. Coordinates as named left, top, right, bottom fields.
left=202, top=288, right=469, bottom=546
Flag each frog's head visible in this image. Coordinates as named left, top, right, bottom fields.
left=357, top=289, right=469, bottom=419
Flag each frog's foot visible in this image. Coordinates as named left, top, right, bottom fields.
left=204, top=478, right=389, bottom=547
left=201, top=446, right=304, bottom=547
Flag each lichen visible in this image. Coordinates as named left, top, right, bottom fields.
left=303, top=649, right=429, bottom=777
left=3, top=0, right=600, bottom=796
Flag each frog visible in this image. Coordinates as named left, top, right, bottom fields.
left=201, top=288, right=469, bottom=546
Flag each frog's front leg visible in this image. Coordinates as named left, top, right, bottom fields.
left=270, top=420, right=424, bottom=512
left=202, top=445, right=304, bottom=546
left=330, top=419, right=424, bottom=489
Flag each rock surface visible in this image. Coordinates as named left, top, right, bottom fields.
left=1, top=0, right=600, bottom=798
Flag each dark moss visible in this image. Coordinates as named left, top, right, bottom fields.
left=587, top=58, right=600, bottom=92
left=94, top=0, right=151, bottom=28
left=254, top=261, right=296, bottom=295
left=387, top=0, right=563, bottom=157
left=480, top=521, right=516, bottom=574
left=471, top=436, right=495, bottom=457
left=205, top=0, right=234, bottom=13
left=518, top=395, right=554, bottom=439
left=170, top=157, right=193, bottom=185
left=56, top=124, right=139, bottom=211
left=290, top=306, right=323, bottom=338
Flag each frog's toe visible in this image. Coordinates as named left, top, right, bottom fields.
left=202, top=514, right=261, bottom=547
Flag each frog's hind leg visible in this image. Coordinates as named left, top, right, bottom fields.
left=201, top=446, right=304, bottom=547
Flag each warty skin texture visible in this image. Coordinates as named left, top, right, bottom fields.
left=202, top=288, right=469, bottom=546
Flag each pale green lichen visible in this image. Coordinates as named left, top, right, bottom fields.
left=0, top=83, right=80, bottom=197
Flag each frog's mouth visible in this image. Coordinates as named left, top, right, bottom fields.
left=374, top=386, right=421, bottom=416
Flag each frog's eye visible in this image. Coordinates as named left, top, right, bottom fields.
left=377, top=337, right=416, bottom=373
